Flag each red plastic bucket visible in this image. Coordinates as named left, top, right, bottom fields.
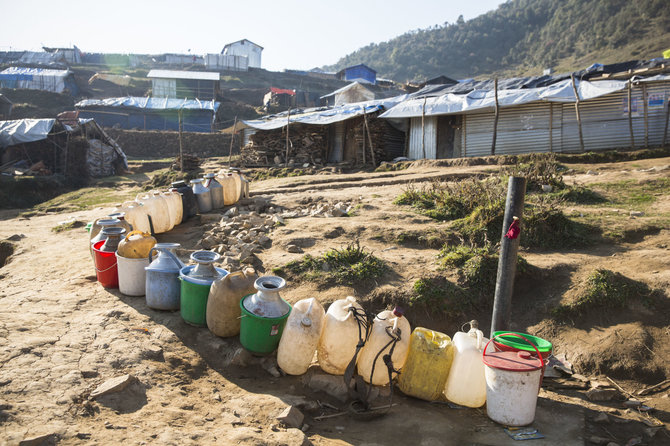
left=92, top=240, right=119, bottom=288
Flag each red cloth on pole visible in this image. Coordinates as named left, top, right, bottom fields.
left=505, top=219, right=520, bottom=240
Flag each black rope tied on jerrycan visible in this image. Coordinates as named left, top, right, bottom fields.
left=343, top=305, right=404, bottom=420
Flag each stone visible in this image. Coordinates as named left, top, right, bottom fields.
left=273, top=215, right=285, bottom=225
left=261, top=358, right=282, bottom=378
left=142, top=344, right=163, bottom=360
left=541, top=184, right=553, bottom=193
left=586, top=387, right=619, bottom=402
left=588, top=436, right=611, bottom=445
left=287, top=245, right=303, bottom=254
left=308, top=372, right=349, bottom=402
left=331, top=206, right=347, bottom=217
left=586, top=170, right=598, bottom=175
left=274, top=156, right=282, bottom=165
left=593, top=412, right=609, bottom=423
left=90, top=374, right=135, bottom=399
left=6, top=234, right=25, bottom=241
left=276, top=406, right=304, bottom=429
left=200, top=236, right=217, bottom=250
left=225, top=207, right=238, bottom=217
left=623, top=399, right=642, bottom=408
left=231, top=348, right=253, bottom=367
left=629, top=211, right=644, bottom=217
left=200, top=213, right=223, bottom=224
left=259, top=236, right=272, bottom=247
left=19, top=433, right=59, bottom=446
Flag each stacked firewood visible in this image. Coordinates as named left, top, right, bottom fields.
left=240, top=124, right=328, bottom=166
left=172, top=154, right=200, bottom=171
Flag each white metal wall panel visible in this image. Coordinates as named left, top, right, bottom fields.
left=328, top=121, right=345, bottom=162
left=152, top=78, right=176, bottom=98
left=645, top=82, right=670, bottom=147
left=408, top=116, right=437, bottom=159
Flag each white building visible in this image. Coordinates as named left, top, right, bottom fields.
left=221, top=39, right=263, bottom=68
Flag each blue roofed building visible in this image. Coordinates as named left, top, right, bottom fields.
left=336, top=64, right=377, bottom=85
left=75, top=97, right=221, bottom=133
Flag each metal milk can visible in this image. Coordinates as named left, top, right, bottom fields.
left=190, top=178, right=212, bottom=213
left=145, top=243, right=185, bottom=310
left=204, top=173, right=225, bottom=209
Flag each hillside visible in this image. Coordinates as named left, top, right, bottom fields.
left=328, top=0, right=670, bottom=82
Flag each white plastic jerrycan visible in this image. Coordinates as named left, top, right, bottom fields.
left=357, top=307, right=411, bottom=386
left=277, top=298, right=325, bottom=375
left=443, top=320, right=490, bottom=408
left=317, top=296, right=365, bottom=375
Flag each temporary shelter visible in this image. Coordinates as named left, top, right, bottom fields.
left=75, top=97, right=221, bottom=133
left=147, top=70, right=220, bottom=100
left=0, top=67, right=78, bottom=94
left=321, top=82, right=375, bottom=106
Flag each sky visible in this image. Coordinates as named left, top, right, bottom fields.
left=0, top=0, right=503, bottom=71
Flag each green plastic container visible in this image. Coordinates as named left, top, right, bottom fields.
left=492, top=331, right=553, bottom=359
left=239, top=294, right=291, bottom=355
left=180, top=278, right=211, bottom=326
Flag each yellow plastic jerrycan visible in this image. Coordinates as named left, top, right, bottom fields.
left=117, top=230, right=157, bottom=259
left=397, top=327, right=454, bottom=401
left=317, top=296, right=365, bottom=375
left=277, top=298, right=325, bottom=375
left=357, top=307, right=411, bottom=386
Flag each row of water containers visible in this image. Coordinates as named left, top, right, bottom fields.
left=109, top=169, right=250, bottom=235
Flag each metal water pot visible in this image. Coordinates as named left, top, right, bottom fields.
left=243, top=276, right=291, bottom=318
left=204, top=173, right=225, bottom=209
left=100, top=227, right=126, bottom=252
left=185, top=251, right=222, bottom=281
left=90, top=218, right=121, bottom=259
left=190, top=178, right=212, bottom=213
left=107, top=212, right=133, bottom=234
left=145, top=243, right=185, bottom=310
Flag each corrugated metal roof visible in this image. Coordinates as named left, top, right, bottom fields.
left=242, top=96, right=407, bottom=131
left=75, top=97, right=220, bottom=112
left=0, top=67, right=70, bottom=78
left=147, top=70, right=220, bottom=81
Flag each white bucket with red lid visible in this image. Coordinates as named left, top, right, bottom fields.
left=482, top=333, right=545, bottom=426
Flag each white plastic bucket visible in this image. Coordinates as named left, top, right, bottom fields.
left=116, top=253, right=150, bottom=296
left=482, top=333, right=544, bottom=426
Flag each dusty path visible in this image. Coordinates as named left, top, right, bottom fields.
left=0, top=157, right=668, bottom=445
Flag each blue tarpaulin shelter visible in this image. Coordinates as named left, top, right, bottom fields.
left=75, top=97, right=221, bottom=132
left=0, top=67, right=78, bottom=94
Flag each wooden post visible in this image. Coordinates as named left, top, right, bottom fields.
left=628, top=80, right=635, bottom=149
left=642, top=84, right=649, bottom=148
left=491, top=78, right=499, bottom=156
left=421, top=97, right=426, bottom=159
left=178, top=109, right=184, bottom=171
left=284, top=108, right=291, bottom=167
left=362, top=107, right=376, bottom=166
left=571, top=74, right=585, bottom=152
left=228, top=116, right=237, bottom=167
left=549, top=103, right=553, bottom=152
left=490, top=176, right=527, bottom=337
left=663, top=97, right=670, bottom=147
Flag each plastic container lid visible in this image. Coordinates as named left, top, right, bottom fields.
left=482, top=350, right=543, bottom=372
left=492, top=331, right=553, bottom=354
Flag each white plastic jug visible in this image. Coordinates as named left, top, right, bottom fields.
left=357, top=308, right=411, bottom=386
left=162, top=191, right=182, bottom=228
left=152, top=191, right=174, bottom=232
left=277, top=298, right=325, bottom=375
left=317, top=296, right=365, bottom=375
left=221, top=174, right=238, bottom=206
left=116, top=201, right=151, bottom=234
left=443, top=321, right=490, bottom=408
left=135, top=193, right=168, bottom=234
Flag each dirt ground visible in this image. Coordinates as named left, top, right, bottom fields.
left=0, top=156, right=669, bottom=445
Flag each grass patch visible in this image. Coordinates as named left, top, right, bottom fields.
left=551, top=185, right=607, bottom=204
left=33, top=187, right=137, bottom=213
left=272, top=241, right=387, bottom=286
left=51, top=220, right=85, bottom=233
left=411, top=277, right=470, bottom=318
left=502, top=153, right=565, bottom=192
left=554, top=147, right=670, bottom=164
left=593, top=178, right=670, bottom=209
left=552, top=269, right=657, bottom=320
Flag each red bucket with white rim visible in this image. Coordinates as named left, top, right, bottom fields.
left=482, top=333, right=544, bottom=426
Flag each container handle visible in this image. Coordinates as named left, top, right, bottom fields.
left=124, top=230, right=149, bottom=241
left=149, top=247, right=185, bottom=269
left=483, top=332, right=545, bottom=392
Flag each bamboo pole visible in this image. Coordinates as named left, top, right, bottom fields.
left=571, top=74, right=585, bottom=152
left=421, top=97, right=426, bottom=159
left=549, top=103, right=553, bottom=152
left=178, top=109, right=184, bottom=171
left=228, top=116, right=237, bottom=167
left=642, top=84, right=649, bottom=148
left=491, top=78, right=499, bottom=156
left=362, top=107, right=376, bottom=166
left=284, top=108, right=291, bottom=167
left=628, top=80, right=635, bottom=149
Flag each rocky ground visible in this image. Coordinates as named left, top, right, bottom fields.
left=0, top=156, right=669, bottom=445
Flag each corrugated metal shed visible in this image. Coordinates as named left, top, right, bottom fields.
left=408, top=116, right=437, bottom=159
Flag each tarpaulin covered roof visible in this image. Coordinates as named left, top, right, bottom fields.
left=320, top=82, right=373, bottom=99
left=0, top=67, right=71, bottom=79
left=147, top=70, right=220, bottom=81
left=242, top=96, right=408, bottom=131
left=75, top=97, right=220, bottom=112
left=0, top=118, right=56, bottom=148
left=380, top=75, right=670, bottom=119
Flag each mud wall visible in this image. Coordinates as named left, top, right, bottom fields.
left=105, top=129, right=241, bottom=158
